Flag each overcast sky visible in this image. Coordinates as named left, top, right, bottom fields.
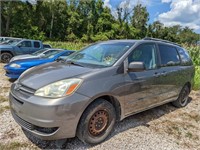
left=104, top=0, right=200, bottom=33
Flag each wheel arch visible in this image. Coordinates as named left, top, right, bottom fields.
left=185, top=81, right=192, bottom=92
left=76, top=94, right=122, bottom=135
left=0, top=50, right=14, bottom=56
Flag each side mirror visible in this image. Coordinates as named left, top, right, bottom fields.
left=128, top=62, right=145, bottom=72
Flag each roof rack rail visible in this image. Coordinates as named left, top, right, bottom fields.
left=143, top=37, right=181, bottom=47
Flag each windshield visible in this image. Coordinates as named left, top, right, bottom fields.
left=31, top=49, right=48, bottom=56
left=42, top=50, right=63, bottom=58
left=67, top=42, right=134, bottom=67
left=10, top=41, right=21, bottom=46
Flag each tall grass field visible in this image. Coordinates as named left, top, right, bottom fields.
left=45, top=41, right=200, bottom=90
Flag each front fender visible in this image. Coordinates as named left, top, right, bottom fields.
left=0, top=49, right=15, bottom=56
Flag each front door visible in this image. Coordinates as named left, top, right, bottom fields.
left=17, top=41, right=32, bottom=54
left=123, top=43, right=163, bottom=116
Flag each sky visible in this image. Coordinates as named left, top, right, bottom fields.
left=104, top=0, right=200, bottom=33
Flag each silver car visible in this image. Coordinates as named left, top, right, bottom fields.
left=10, top=49, right=62, bottom=62
left=9, top=39, right=195, bottom=144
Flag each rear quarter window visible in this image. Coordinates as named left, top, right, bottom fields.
left=158, top=44, right=180, bottom=67
left=177, top=47, right=193, bottom=66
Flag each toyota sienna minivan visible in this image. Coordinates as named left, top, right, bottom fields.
left=9, top=38, right=195, bottom=144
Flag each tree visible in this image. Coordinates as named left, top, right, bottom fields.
left=131, top=4, right=149, bottom=38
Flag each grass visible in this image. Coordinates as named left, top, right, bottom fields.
left=0, top=142, right=33, bottom=150
left=44, top=41, right=89, bottom=50
left=0, top=96, right=8, bottom=103
left=193, top=66, right=200, bottom=90
left=0, top=105, right=10, bottom=114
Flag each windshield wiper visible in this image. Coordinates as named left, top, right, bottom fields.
left=65, top=60, right=84, bottom=67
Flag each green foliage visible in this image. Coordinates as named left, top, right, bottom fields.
left=44, top=41, right=89, bottom=50
left=1, top=0, right=199, bottom=43
left=186, top=46, right=200, bottom=66
left=194, top=66, right=200, bottom=90
left=187, top=46, right=200, bottom=90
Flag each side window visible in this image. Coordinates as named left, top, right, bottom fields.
left=34, top=42, right=40, bottom=48
left=158, top=45, right=180, bottom=66
left=177, top=48, right=192, bottom=66
left=43, top=50, right=58, bottom=56
left=128, top=44, right=157, bottom=70
left=58, top=51, right=73, bottom=59
left=44, top=44, right=51, bottom=48
left=19, top=41, right=32, bottom=47
left=60, top=51, right=72, bottom=56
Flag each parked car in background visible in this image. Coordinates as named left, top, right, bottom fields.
left=4, top=49, right=74, bottom=79
left=9, top=38, right=194, bottom=145
left=0, top=37, right=22, bottom=43
left=43, top=44, right=52, bottom=48
left=0, top=38, right=22, bottom=45
left=0, top=39, right=50, bottom=63
left=10, top=48, right=60, bottom=62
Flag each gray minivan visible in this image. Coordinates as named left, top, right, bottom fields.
left=9, top=38, right=195, bottom=144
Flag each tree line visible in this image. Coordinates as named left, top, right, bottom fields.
left=1, top=0, right=199, bottom=44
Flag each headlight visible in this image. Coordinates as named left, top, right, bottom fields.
left=10, top=63, right=21, bottom=68
left=34, top=78, right=82, bottom=98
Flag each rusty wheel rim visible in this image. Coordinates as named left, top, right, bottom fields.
left=88, top=110, right=109, bottom=136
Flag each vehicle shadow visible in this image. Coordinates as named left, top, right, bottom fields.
left=24, top=97, right=192, bottom=149
left=8, top=78, right=17, bottom=83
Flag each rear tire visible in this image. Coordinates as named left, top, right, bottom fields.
left=0, top=52, right=13, bottom=63
left=77, top=99, right=116, bottom=145
left=172, top=85, right=190, bottom=108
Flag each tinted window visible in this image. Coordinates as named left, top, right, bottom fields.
left=128, top=44, right=157, bottom=70
left=34, top=42, right=40, bottom=48
left=31, top=49, right=47, bottom=56
left=158, top=45, right=180, bottom=66
left=177, top=48, right=192, bottom=66
left=44, top=44, right=51, bottom=48
left=19, top=41, right=32, bottom=47
left=58, top=51, right=74, bottom=60
left=43, top=50, right=63, bottom=58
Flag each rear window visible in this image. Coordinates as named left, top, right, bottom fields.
left=34, top=42, right=40, bottom=48
left=177, top=48, right=193, bottom=66
left=158, top=44, right=180, bottom=66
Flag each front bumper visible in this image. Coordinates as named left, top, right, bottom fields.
left=9, top=82, right=90, bottom=140
left=4, top=65, right=26, bottom=79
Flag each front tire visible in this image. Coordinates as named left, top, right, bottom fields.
left=77, top=99, right=116, bottom=145
left=0, top=52, right=13, bottom=63
left=172, top=85, right=190, bottom=108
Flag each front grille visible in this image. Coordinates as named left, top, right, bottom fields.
left=35, top=126, right=58, bottom=134
left=15, top=83, right=36, bottom=95
left=12, top=112, right=58, bottom=134
left=12, top=112, right=34, bottom=130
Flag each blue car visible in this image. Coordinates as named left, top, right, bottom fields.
left=4, top=49, right=75, bottom=79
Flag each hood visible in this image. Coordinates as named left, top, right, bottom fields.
left=0, top=45, right=13, bottom=49
left=19, top=62, right=96, bottom=89
left=10, top=55, right=38, bottom=62
left=10, top=58, right=50, bottom=66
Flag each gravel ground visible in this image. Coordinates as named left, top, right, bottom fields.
left=0, top=63, right=200, bottom=150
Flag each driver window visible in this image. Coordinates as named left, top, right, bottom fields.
left=18, top=41, right=32, bottom=47
left=128, top=44, right=157, bottom=70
